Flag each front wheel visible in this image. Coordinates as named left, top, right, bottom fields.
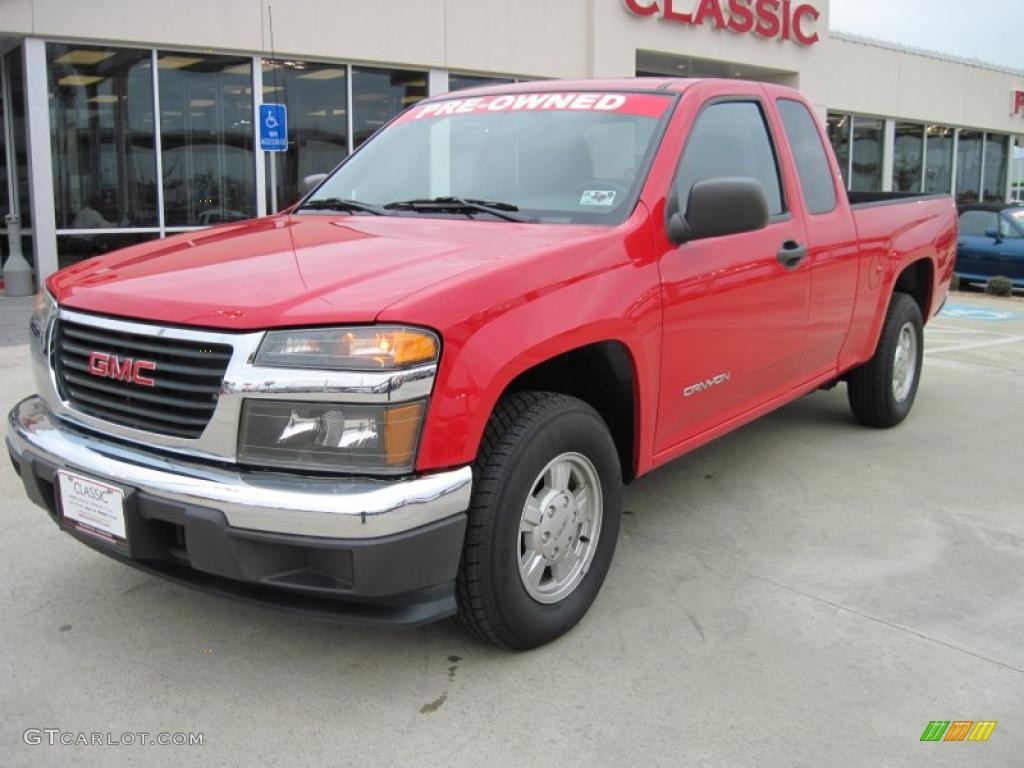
left=847, top=292, right=924, bottom=428
left=456, top=391, right=622, bottom=649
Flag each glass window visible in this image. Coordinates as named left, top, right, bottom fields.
left=311, top=92, right=671, bottom=226
left=893, top=122, right=924, bottom=193
left=924, top=125, right=954, bottom=194
left=351, top=67, right=427, bottom=148
left=448, top=73, right=514, bottom=92
left=983, top=133, right=1008, bottom=203
left=47, top=44, right=157, bottom=230
left=958, top=209, right=998, bottom=237
left=777, top=99, right=836, bottom=215
left=956, top=130, right=983, bottom=203
left=675, top=101, right=784, bottom=216
left=57, top=231, right=158, bottom=270
left=850, top=116, right=884, bottom=192
left=159, top=52, right=255, bottom=227
left=999, top=212, right=1022, bottom=239
left=262, top=59, right=349, bottom=211
left=826, top=113, right=850, bottom=188
left=1005, top=208, right=1024, bottom=232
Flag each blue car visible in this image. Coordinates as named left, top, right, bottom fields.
left=956, top=204, right=1024, bottom=288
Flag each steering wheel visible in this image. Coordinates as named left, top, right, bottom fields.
left=569, top=180, right=629, bottom=207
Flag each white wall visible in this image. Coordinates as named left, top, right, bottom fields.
left=2, top=0, right=1022, bottom=133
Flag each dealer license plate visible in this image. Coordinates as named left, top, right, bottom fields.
left=57, top=470, right=126, bottom=544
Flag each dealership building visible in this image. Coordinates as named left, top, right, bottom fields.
left=2, top=0, right=1023, bottom=283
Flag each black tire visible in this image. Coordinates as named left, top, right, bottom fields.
left=456, top=391, right=622, bottom=650
left=847, top=292, right=924, bottom=428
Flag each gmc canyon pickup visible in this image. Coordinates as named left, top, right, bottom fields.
left=7, top=78, right=956, bottom=649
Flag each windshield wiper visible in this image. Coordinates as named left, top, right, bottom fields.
left=384, top=197, right=529, bottom=223
left=297, top=198, right=392, bottom=216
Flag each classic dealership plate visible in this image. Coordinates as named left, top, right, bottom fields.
left=58, top=470, right=126, bottom=545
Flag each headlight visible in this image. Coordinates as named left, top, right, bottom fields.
left=238, top=400, right=426, bottom=474
left=255, top=326, right=439, bottom=370
left=29, top=288, right=58, bottom=355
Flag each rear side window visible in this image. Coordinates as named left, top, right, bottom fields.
left=777, top=99, right=837, bottom=215
left=674, top=101, right=784, bottom=216
left=959, top=209, right=998, bottom=237
left=999, top=213, right=1022, bottom=239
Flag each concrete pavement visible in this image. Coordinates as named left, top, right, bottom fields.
left=1, top=293, right=1022, bottom=767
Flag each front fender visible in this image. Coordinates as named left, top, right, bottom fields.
left=387, top=219, right=662, bottom=475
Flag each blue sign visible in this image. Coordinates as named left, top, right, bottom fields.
left=940, top=303, right=1019, bottom=322
left=259, top=103, right=287, bottom=152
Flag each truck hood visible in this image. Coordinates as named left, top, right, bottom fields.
left=49, top=214, right=601, bottom=331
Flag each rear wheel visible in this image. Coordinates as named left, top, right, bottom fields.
left=847, top=292, right=924, bottom=428
left=456, top=391, right=622, bottom=649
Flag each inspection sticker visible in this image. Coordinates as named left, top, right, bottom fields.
left=580, top=190, right=617, bottom=206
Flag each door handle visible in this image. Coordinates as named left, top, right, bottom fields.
left=777, top=240, right=808, bottom=270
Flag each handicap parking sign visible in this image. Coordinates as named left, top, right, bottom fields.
left=259, top=103, right=287, bottom=151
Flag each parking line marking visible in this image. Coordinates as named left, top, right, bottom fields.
left=926, top=336, right=1023, bottom=355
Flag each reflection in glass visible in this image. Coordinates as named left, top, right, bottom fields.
left=826, top=113, right=850, bottom=188
left=0, top=81, right=8, bottom=220
left=5, top=47, right=30, bottom=228
left=893, top=122, right=924, bottom=193
left=262, top=59, right=349, bottom=212
left=448, top=73, right=514, bottom=92
left=924, top=125, right=954, bottom=194
left=352, top=67, right=427, bottom=148
left=57, top=231, right=157, bottom=270
left=159, top=53, right=254, bottom=226
left=850, top=116, right=884, bottom=192
left=956, top=130, right=983, bottom=203
left=47, top=43, right=157, bottom=229
left=983, top=133, right=1008, bottom=203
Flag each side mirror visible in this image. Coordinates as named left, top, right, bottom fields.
left=984, top=228, right=1002, bottom=243
left=301, top=173, right=329, bottom=195
left=668, top=177, right=770, bottom=245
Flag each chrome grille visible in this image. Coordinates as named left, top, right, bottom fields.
left=54, top=317, right=233, bottom=439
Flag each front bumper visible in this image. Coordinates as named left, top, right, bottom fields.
left=7, top=396, right=472, bottom=625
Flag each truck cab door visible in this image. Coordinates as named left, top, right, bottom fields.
left=653, top=98, right=811, bottom=456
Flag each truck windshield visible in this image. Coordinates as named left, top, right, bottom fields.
left=305, top=91, right=674, bottom=225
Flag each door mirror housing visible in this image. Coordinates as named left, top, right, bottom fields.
left=984, top=228, right=1002, bottom=243
left=668, top=177, right=771, bottom=245
left=301, top=173, right=329, bottom=195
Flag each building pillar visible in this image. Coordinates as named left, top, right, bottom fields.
left=881, top=119, right=895, bottom=192
left=1007, top=135, right=1018, bottom=202
left=428, top=69, right=449, bottom=97
left=23, top=38, right=57, bottom=280
left=253, top=55, right=267, bottom=218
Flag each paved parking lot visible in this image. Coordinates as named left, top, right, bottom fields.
left=1, top=293, right=1022, bottom=767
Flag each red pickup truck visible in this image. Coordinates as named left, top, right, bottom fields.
left=8, top=78, right=955, bottom=649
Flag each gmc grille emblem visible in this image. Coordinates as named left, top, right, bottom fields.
left=87, top=351, right=157, bottom=387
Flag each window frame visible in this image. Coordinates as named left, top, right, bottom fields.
left=776, top=97, right=839, bottom=216
left=666, top=95, right=790, bottom=229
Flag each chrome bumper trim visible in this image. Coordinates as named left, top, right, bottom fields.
left=8, top=396, right=471, bottom=539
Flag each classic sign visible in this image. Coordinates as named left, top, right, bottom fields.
left=623, top=0, right=821, bottom=46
